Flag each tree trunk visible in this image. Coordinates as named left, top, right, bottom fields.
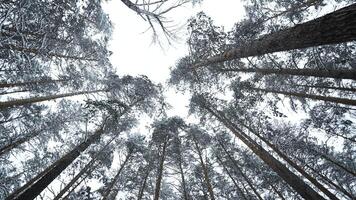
left=193, top=137, right=215, bottom=200
left=178, top=158, right=189, bottom=200
left=137, top=167, right=151, bottom=200
left=218, top=67, right=356, bottom=81
left=53, top=133, right=119, bottom=200
left=314, top=150, right=356, bottom=177
left=203, top=104, right=325, bottom=199
left=251, top=87, right=356, bottom=106
left=270, top=184, right=286, bottom=200
left=217, top=141, right=263, bottom=200
left=6, top=125, right=105, bottom=200
left=0, top=128, right=44, bottom=156
left=194, top=3, right=356, bottom=68
left=237, top=120, right=339, bottom=200
left=293, top=84, right=356, bottom=93
left=153, top=138, right=168, bottom=200
left=216, top=155, right=247, bottom=200
left=0, top=89, right=30, bottom=96
left=0, top=89, right=106, bottom=110
left=102, top=152, right=132, bottom=200
left=0, top=79, right=70, bottom=88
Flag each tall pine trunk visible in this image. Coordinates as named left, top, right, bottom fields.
left=0, top=89, right=106, bottom=110
left=194, top=3, right=356, bottom=68
left=178, top=157, right=189, bottom=200
left=193, top=137, right=215, bottom=200
left=203, top=104, right=325, bottom=199
left=237, top=120, right=339, bottom=200
left=137, top=167, right=151, bottom=200
left=153, top=138, right=168, bottom=200
left=292, top=84, right=356, bottom=93
left=251, top=87, right=356, bottom=106
left=102, top=152, right=132, bottom=200
left=218, top=67, right=356, bottom=81
left=217, top=141, right=263, bottom=200
left=0, top=79, right=70, bottom=88
left=6, top=124, right=106, bottom=200
left=216, top=155, right=247, bottom=200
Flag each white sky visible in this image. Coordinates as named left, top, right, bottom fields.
left=102, top=0, right=245, bottom=118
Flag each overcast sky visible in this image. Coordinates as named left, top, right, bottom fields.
left=102, top=0, right=245, bottom=118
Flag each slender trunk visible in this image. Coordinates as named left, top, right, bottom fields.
left=0, top=89, right=30, bottom=96
left=194, top=3, right=356, bottom=68
left=251, top=87, right=356, bottom=106
left=0, top=79, right=70, bottom=88
left=0, top=128, right=43, bottom=156
left=0, top=114, right=27, bottom=124
left=216, top=155, right=247, bottom=200
left=178, top=158, right=189, bottom=200
left=218, top=67, right=356, bottom=81
left=53, top=134, right=120, bottom=200
left=53, top=158, right=97, bottom=200
left=203, top=104, right=325, bottom=199
left=293, top=84, right=356, bottom=93
left=237, top=120, right=339, bottom=200
left=303, top=162, right=354, bottom=199
left=313, top=150, right=356, bottom=176
left=137, top=167, right=151, bottom=200
left=270, top=184, right=286, bottom=200
left=193, top=138, right=215, bottom=200
left=6, top=125, right=105, bottom=200
left=0, top=89, right=106, bottom=110
left=102, top=152, right=132, bottom=200
left=153, top=139, right=168, bottom=200
left=217, top=141, right=263, bottom=200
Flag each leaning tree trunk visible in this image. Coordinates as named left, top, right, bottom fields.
left=102, top=151, right=132, bottom=200
left=153, top=138, right=168, bottom=200
left=270, top=184, right=287, bottom=200
left=250, top=87, right=356, bottom=106
left=216, top=155, right=247, bottom=200
left=0, top=89, right=106, bottom=110
left=193, top=137, right=215, bottom=200
left=217, top=141, right=263, bottom=200
left=194, top=3, right=356, bottom=68
left=218, top=67, right=356, bottom=81
left=237, top=120, right=339, bottom=200
left=292, top=84, right=356, bottom=93
left=202, top=104, right=325, bottom=199
left=137, top=167, right=151, bottom=200
left=6, top=124, right=106, bottom=200
left=0, top=78, right=70, bottom=89
left=53, top=133, right=120, bottom=200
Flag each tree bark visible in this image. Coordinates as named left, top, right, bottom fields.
left=216, top=155, right=247, bottom=200
left=217, top=141, right=263, bottom=200
left=237, top=120, right=339, bottom=200
left=6, top=125, right=106, bottom=200
left=0, top=79, right=70, bottom=89
left=102, top=152, right=132, bottom=200
left=193, top=137, right=215, bottom=200
left=137, top=167, right=151, bottom=200
left=292, top=84, right=356, bottom=93
left=0, top=89, right=106, bottom=110
left=153, top=138, right=168, bottom=200
left=251, top=87, right=356, bottom=106
left=218, top=67, right=356, bottom=81
left=178, top=158, right=189, bottom=200
left=194, top=3, right=356, bottom=68
left=203, top=104, right=325, bottom=199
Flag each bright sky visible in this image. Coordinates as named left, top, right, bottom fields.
left=102, top=0, right=245, bottom=117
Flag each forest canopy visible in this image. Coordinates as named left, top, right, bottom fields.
left=0, top=0, right=355, bottom=200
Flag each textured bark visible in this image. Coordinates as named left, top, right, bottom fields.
left=0, top=79, right=70, bottom=88
left=0, top=128, right=43, bottom=156
left=0, top=89, right=106, bottom=110
left=238, top=121, right=339, bottom=200
left=203, top=104, right=325, bottom=200
left=6, top=126, right=105, bottom=200
left=153, top=139, right=168, bottom=200
left=217, top=141, right=263, bottom=200
left=251, top=87, right=356, bottom=106
left=194, top=3, right=356, bottom=68
left=137, top=167, right=151, bottom=200
left=193, top=137, right=215, bottom=200
left=219, top=67, right=356, bottom=80
left=178, top=158, right=189, bottom=200
left=102, top=152, right=132, bottom=200
left=216, top=155, right=247, bottom=200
